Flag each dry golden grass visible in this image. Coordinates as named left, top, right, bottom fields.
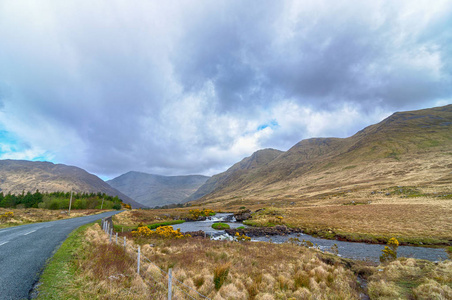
left=113, top=209, right=192, bottom=226
left=0, top=208, right=104, bottom=228
left=368, top=258, right=452, bottom=299
left=284, top=200, right=452, bottom=244
left=62, top=224, right=166, bottom=299
left=71, top=224, right=363, bottom=299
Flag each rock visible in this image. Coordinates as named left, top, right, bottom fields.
left=234, top=209, right=252, bottom=222
left=225, top=226, right=302, bottom=237
left=185, top=230, right=206, bottom=238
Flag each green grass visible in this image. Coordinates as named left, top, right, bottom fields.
left=36, top=223, right=92, bottom=299
left=147, top=219, right=185, bottom=229
left=212, top=222, right=230, bottom=230
left=113, top=224, right=137, bottom=232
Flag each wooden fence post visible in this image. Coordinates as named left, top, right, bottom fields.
left=137, top=246, right=141, bottom=275
left=168, top=268, right=172, bottom=300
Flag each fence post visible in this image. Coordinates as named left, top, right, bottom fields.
left=137, top=246, right=141, bottom=275
left=116, top=232, right=118, bottom=244
left=109, top=229, right=112, bottom=243
left=168, top=268, right=172, bottom=300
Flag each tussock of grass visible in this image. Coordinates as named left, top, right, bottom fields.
left=368, top=258, right=452, bottom=299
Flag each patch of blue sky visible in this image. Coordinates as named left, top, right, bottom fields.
left=0, top=129, right=20, bottom=154
left=257, top=120, right=279, bottom=131
left=0, top=129, right=53, bottom=162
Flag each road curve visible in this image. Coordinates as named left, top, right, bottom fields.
left=0, top=211, right=120, bottom=300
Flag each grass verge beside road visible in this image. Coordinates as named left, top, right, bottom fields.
left=35, top=223, right=91, bottom=299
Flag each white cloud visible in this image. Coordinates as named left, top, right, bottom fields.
left=0, top=0, right=450, bottom=178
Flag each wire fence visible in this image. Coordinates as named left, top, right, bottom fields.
left=101, top=218, right=211, bottom=300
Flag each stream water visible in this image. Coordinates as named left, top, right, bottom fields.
left=172, top=213, right=448, bottom=262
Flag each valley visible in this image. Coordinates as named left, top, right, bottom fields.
left=1, top=105, right=451, bottom=299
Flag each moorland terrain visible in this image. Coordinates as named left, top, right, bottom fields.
left=1, top=105, right=451, bottom=299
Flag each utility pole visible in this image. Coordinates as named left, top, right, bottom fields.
left=68, top=191, right=73, bottom=215
left=101, top=198, right=104, bottom=209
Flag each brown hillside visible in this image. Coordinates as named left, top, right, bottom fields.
left=0, top=160, right=145, bottom=208
left=185, top=148, right=283, bottom=202
left=192, top=105, right=452, bottom=206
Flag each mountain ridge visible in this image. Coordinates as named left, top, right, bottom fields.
left=185, top=148, right=284, bottom=202
left=107, top=171, right=210, bottom=207
left=190, top=104, right=452, bottom=205
left=0, top=159, right=145, bottom=208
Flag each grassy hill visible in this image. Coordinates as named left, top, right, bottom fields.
left=191, top=105, right=452, bottom=206
left=187, top=105, right=452, bottom=244
left=0, top=160, right=144, bottom=208
left=185, top=148, right=283, bottom=202
left=107, top=171, right=209, bottom=208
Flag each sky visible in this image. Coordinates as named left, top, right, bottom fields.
left=0, top=1, right=451, bottom=180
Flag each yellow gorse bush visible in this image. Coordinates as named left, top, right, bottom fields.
left=188, top=209, right=215, bottom=220
left=380, top=237, right=399, bottom=262
left=234, top=232, right=251, bottom=242
left=132, top=225, right=191, bottom=239
left=0, top=211, right=14, bottom=223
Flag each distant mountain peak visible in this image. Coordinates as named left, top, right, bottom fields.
left=107, top=171, right=210, bottom=207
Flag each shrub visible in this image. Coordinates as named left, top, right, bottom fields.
left=132, top=225, right=190, bottom=239
left=380, top=237, right=399, bottom=263
left=212, top=223, right=230, bottom=230
left=234, top=232, right=251, bottom=242
left=330, top=243, right=339, bottom=255
left=188, top=209, right=216, bottom=220
left=0, top=211, right=14, bottom=223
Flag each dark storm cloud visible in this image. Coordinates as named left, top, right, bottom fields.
left=171, top=1, right=452, bottom=113
left=0, top=1, right=451, bottom=178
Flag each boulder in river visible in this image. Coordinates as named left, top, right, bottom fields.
left=234, top=209, right=252, bottom=221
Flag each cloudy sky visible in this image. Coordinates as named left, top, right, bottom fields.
left=0, top=1, right=451, bottom=179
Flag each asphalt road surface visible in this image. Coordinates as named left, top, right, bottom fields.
left=0, top=211, right=120, bottom=300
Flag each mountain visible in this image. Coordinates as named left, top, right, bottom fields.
left=0, top=160, right=145, bottom=208
left=186, top=148, right=284, bottom=202
left=107, top=171, right=210, bottom=207
left=190, top=105, right=452, bottom=205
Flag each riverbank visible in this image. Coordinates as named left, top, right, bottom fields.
left=238, top=223, right=451, bottom=247
left=235, top=205, right=452, bottom=247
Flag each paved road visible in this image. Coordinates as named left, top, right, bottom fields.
left=0, top=211, right=120, bottom=300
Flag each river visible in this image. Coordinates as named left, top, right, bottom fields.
left=171, top=213, right=448, bottom=262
